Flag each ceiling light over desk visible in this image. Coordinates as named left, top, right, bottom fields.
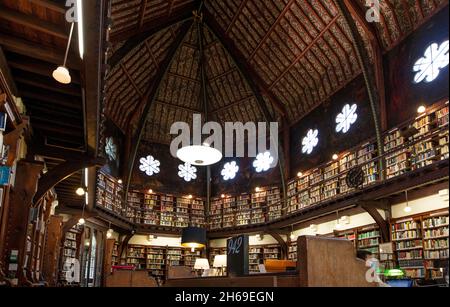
left=181, top=227, right=207, bottom=252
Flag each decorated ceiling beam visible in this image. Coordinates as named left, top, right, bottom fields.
left=83, top=0, right=107, bottom=157
left=335, top=0, right=385, bottom=180
left=203, top=11, right=287, bottom=118
left=28, top=0, right=66, bottom=13
left=108, top=10, right=194, bottom=68
left=0, top=5, right=68, bottom=39
left=343, top=0, right=387, bottom=131
left=124, top=20, right=194, bottom=199
left=204, top=13, right=289, bottom=206
left=0, top=33, right=80, bottom=70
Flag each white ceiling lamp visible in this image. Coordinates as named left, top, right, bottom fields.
left=53, top=23, right=74, bottom=84
left=176, top=16, right=222, bottom=167
left=76, top=0, right=84, bottom=59
left=404, top=190, right=412, bottom=213
left=177, top=143, right=222, bottom=166
left=106, top=223, right=113, bottom=239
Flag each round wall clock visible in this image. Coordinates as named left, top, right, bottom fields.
left=345, top=167, right=365, bottom=189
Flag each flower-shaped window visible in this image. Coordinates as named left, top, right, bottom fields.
left=221, top=161, right=239, bottom=180
left=139, top=155, right=160, bottom=176
left=413, top=40, right=449, bottom=83
left=302, top=129, right=319, bottom=155
left=178, top=162, right=197, bottom=182
left=253, top=152, right=274, bottom=173
left=336, top=104, right=358, bottom=134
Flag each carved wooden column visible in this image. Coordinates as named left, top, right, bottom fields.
left=0, top=160, right=44, bottom=286
left=42, top=215, right=63, bottom=286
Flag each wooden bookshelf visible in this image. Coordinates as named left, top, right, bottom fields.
left=248, top=244, right=281, bottom=272
left=335, top=229, right=357, bottom=246
left=127, top=245, right=147, bottom=270
left=391, top=217, right=425, bottom=279
left=182, top=249, right=201, bottom=267
left=59, top=226, right=82, bottom=284
left=358, top=142, right=378, bottom=186
left=96, top=172, right=125, bottom=217
left=384, top=129, right=410, bottom=179
left=390, top=210, right=450, bottom=280
left=357, top=225, right=381, bottom=255
left=96, top=172, right=206, bottom=228
left=209, top=247, right=227, bottom=264
left=288, top=241, right=297, bottom=262
left=146, top=246, right=166, bottom=284
left=249, top=246, right=264, bottom=273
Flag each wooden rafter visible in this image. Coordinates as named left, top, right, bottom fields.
left=0, top=33, right=80, bottom=70
left=343, top=0, right=387, bottom=131
left=0, top=5, right=68, bottom=39
left=248, top=0, right=296, bottom=62
left=110, top=2, right=197, bottom=43
left=108, top=14, right=193, bottom=68
left=225, top=0, right=248, bottom=34
left=204, top=16, right=288, bottom=208
left=204, top=11, right=287, bottom=118
left=124, top=20, right=194, bottom=198
left=269, top=15, right=339, bottom=90
left=8, top=56, right=81, bottom=85
left=120, top=63, right=143, bottom=98
left=33, top=158, right=105, bottom=205
left=138, top=0, right=148, bottom=29
left=28, top=0, right=65, bottom=13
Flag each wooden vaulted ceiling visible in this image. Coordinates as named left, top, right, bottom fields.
left=0, top=0, right=88, bottom=209
left=105, top=0, right=448, bottom=146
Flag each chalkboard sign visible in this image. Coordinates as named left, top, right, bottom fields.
left=226, top=234, right=249, bottom=277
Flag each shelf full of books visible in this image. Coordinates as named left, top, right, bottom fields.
left=208, top=187, right=281, bottom=230
left=123, top=244, right=202, bottom=284
left=95, top=171, right=206, bottom=228
left=391, top=210, right=449, bottom=280
left=285, top=102, right=448, bottom=218
left=59, top=226, right=82, bottom=284
left=248, top=244, right=281, bottom=273
left=96, top=171, right=125, bottom=217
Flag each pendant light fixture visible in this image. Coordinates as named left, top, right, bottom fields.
left=53, top=22, right=74, bottom=84
left=175, top=12, right=222, bottom=167
left=181, top=226, right=207, bottom=252
left=106, top=222, right=113, bottom=239
left=404, top=190, right=412, bottom=213
left=290, top=225, right=296, bottom=241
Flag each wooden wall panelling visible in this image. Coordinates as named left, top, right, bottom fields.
left=42, top=215, right=63, bottom=286
left=0, top=185, right=11, bottom=285
left=1, top=160, right=44, bottom=286
left=102, top=238, right=116, bottom=287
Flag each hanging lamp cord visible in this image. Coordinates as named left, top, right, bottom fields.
left=63, top=22, right=75, bottom=67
